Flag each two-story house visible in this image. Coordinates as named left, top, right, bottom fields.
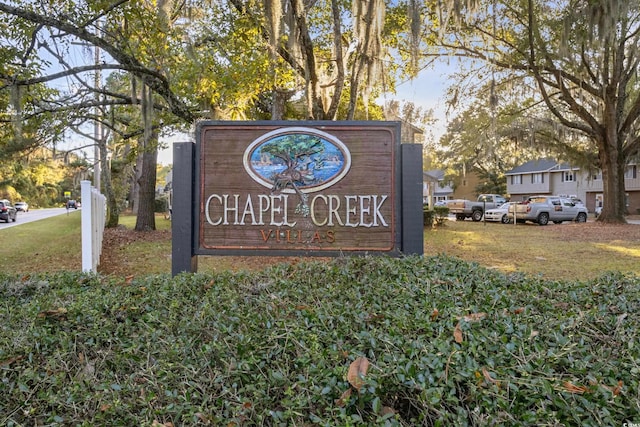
left=422, top=168, right=489, bottom=205
left=422, top=170, right=454, bottom=206
left=506, top=158, right=640, bottom=213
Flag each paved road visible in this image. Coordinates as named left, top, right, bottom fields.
left=0, top=207, right=80, bottom=230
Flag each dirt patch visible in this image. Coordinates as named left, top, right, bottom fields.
left=544, top=220, right=640, bottom=242
left=98, top=226, right=172, bottom=276
left=97, top=225, right=312, bottom=276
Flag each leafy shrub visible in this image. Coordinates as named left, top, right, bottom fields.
left=423, top=207, right=434, bottom=227
left=0, top=257, right=638, bottom=425
left=433, top=206, right=449, bottom=225
left=154, top=196, right=169, bottom=213
left=424, top=206, right=449, bottom=227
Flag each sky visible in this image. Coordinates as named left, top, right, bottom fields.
left=386, top=62, right=455, bottom=138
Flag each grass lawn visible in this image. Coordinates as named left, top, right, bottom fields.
left=2, top=213, right=640, bottom=281
left=423, top=218, right=640, bottom=281
left=0, top=210, right=83, bottom=274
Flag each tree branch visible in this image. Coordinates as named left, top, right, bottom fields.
left=0, top=2, right=196, bottom=123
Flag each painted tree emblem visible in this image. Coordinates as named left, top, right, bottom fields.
left=260, top=134, right=325, bottom=216
left=244, top=127, right=351, bottom=217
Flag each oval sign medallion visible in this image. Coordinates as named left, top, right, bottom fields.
left=243, top=127, right=351, bottom=193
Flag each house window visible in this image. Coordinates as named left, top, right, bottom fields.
left=624, top=165, right=637, bottom=179
left=563, top=171, right=574, bottom=182
left=531, top=173, right=544, bottom=184
left=511, top=175, right=522, bottom=185
left=592, top=171, right=602, bottom=180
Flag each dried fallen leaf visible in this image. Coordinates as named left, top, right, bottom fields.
left=382, top=406, right=396, bottom=416
left=454, top=322, right=463, bottom=343
left=81, top=360, right=95, bottom=379
left=0, top=356, right=24, bottom=367
left=347, top=357, right=369, bottom=392
left=37, top=307, right=68, bottom=320
left=612, top=380, right=623, bottom=396
left=195, top=412, right=211, bottom=424
left=602, top=380, right=624, bottom=397
left=482, top=367, right=500, bottom=386
left=562, top=381, right=588, bottom=394
left=431, top=308, right=439, bottom=321
left=461, top=312, right=487, bottom=322
left=365, top=313, right=384, bottom=322
left=335, top=388, right=352, bottom=407
left=513, top=307, right=525, bottom=314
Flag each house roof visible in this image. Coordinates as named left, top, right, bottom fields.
left=386, top=114, right=424, bottom=140
left=506, top=158, right=557, bottom=174
left=506, top=158, right=577, bottom=175
left=434, top=188, right=453, bottom=196
left=423, top=169, right=454, bottom=196
left=424, top=169, right=444, bottom=181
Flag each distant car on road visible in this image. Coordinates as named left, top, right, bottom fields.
left=66, top=200, right=78, bottom=209
left=0, top=199, right=17, bottom=223
left=14, top=201, right=29, bottom=212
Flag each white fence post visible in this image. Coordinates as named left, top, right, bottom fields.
left=81, top=180, right=106, bottom=273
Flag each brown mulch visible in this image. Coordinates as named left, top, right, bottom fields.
left=98, top=226, right=171, bottom=276
left=97, top=225, right=307, bottom=276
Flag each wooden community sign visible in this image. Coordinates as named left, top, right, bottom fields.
left=171, top=121, right=424, bottom=275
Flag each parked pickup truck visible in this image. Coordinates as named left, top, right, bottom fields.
left=447, top=194, right=507, bottom=221
left=508, top=195, right=588, bottom=225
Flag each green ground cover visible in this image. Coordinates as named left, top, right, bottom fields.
left=1, top=256, right=638, bottom=425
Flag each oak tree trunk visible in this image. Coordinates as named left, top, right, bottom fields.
left=596, top=103, right=627, bottom=223
left=134, top=130, right=158, bottom=231
left=100, top=135, right=120, bottom=228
